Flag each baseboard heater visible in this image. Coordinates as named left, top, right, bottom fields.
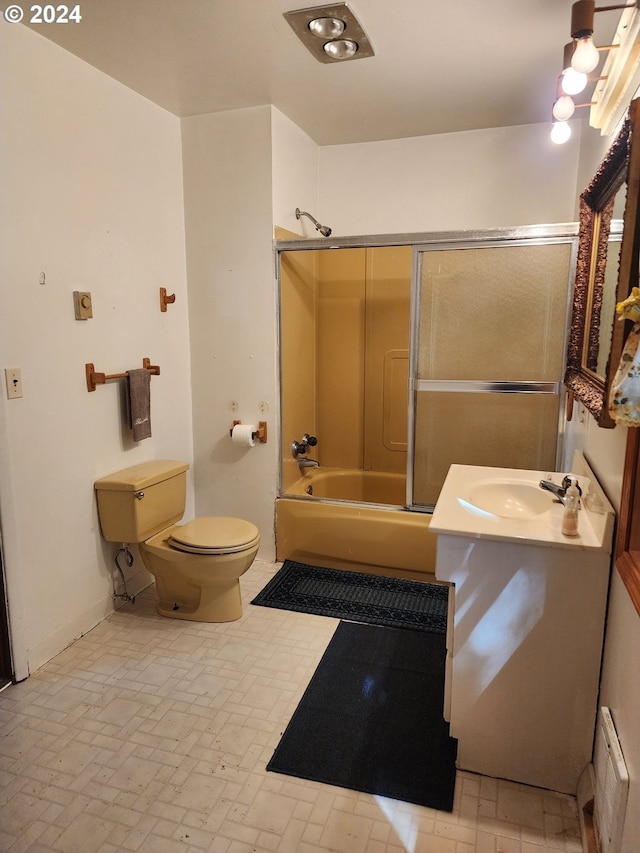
left=593, top=706, right=629, bottom=853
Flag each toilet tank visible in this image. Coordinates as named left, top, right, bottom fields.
left=94, top=460, right=189, bottom=543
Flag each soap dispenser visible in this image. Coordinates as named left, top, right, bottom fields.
left=561, top=476, right=580, bottom=537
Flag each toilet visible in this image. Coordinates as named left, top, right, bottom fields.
left=94, top=460, right=260, bottom=622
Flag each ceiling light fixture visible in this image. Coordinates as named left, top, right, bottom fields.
left=308, top=16, right=345, bottom=38
left=284, top=4, right=374, bottom=63
left=323, top=38, right=358, bottom=59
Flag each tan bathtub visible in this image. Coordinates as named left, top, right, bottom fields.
left=276, top=467, right=436, bottom=580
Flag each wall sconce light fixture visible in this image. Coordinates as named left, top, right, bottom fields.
left=550, top=1, right=638, bottom=143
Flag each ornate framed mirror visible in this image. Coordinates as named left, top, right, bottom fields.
left=564, top=98, right=640, bottom=427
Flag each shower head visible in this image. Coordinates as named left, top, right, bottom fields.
left=296, top=207, right=332, bottom=237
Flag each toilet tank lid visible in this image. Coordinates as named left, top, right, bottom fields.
left=94, top=460, right=189, bottom=491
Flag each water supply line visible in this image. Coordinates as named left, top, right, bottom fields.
left=114, top=545, right=136, bottom=604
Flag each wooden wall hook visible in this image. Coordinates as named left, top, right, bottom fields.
left=160, top=287, right=176, bottom=312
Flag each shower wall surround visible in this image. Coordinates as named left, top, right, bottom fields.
left=280, top=246, right=411, bottom=492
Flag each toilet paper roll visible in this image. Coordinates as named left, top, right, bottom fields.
left=231, top=424, right=256, bottom=447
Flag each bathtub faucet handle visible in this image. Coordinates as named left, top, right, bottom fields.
left=291, top=433, right=318, bottom=458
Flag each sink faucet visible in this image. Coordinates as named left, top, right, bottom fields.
left=298, top=458, right=320, bottom=471
left=539, top=476, right=581, bottom=503
left=539, top=480, right=566, bottom=502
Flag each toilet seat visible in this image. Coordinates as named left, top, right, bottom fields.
left=168, top=517, right=260, bottom=555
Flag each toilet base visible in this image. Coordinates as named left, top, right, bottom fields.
left=139, top=524, right=259, bottom=623
left=155, top=577, right=243, bottom=622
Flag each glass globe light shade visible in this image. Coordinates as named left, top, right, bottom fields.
left=561, top=67, right=588, bottom=96
left=571, top=36, right=600, bottom=74
left=552, top=95, right=576, bottom=122
left=323, top=39, right=358, bottom=59
left=551, top=121, right=572, bottom=145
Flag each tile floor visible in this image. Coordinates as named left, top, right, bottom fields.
left=0, top=560, right=583, bottom=853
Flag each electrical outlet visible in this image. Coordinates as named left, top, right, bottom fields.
left=5, top=368, right=23, bottom=399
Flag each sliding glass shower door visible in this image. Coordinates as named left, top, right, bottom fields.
left=409, top=237, right=575, bottom=510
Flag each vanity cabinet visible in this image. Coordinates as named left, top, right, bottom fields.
left=430, top=453, right=614, bottom=794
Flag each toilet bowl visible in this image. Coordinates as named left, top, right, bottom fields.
left=94, top=460, right=260, bottom=622
left=140, top=517, right=260, bottom=621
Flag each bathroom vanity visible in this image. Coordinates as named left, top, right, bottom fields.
left=430, top=452, right=614, bottom=794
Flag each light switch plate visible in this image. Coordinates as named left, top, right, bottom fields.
left=73, top=291, right=93, bottom=319
left=5, top=368, right=23, bottom=399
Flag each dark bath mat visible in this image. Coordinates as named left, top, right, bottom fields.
left=251, top=559, right=448, bottom=634
left=267, top=620, right=458, bottom=811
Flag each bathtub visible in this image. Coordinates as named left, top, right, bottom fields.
left=276, top=467, right=436, bottom=580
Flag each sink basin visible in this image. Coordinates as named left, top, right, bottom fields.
left=430, top=458, right=614, bottom=550
left=468, top=479, right=554, bottom=518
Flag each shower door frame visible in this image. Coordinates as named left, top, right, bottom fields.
left=409, top=229, right=580, bottom=512
left=275, top=223, right=578, bottom=509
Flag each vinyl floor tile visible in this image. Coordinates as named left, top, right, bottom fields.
left=0, top=560, right=583, bottom=852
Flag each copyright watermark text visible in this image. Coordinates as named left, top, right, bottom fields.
left=3, top=4, right=82, bottom=24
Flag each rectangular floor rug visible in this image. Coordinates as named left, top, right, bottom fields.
left=251, top=560, right=448, bottom=634
left=267, top=620, right=458, bottom=810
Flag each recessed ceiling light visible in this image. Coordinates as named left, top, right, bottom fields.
left=308, top=17, right=345, bottom=39
left=284, top=4, right=374, bottom=64
left=323, top=38, right=358, bottom=60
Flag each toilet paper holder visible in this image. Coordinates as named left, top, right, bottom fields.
left=229, top=420, right=268, bottom=443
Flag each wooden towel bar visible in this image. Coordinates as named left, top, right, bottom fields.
left=85, top=358, right=160, bottom=392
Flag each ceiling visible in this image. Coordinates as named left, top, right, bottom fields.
left=24, top=0, right=624, bottom=146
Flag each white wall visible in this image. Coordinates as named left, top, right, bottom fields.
left=181, top=107, right=278, bottom=559
left=561, top=104, right=639, bottom=852
left=271, top=107, right=320, bottom=234
left=318, top=121, right=584, bottom=234
left=0, top=25, right=193, bottom=679
left=565, top=408, right=639, bottom=853
left=180, top=106, right=325, bottom=560
left=599, top=569, right=640, bottom=853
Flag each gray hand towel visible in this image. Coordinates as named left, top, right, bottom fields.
left=127, top=368, right=152, bottom=441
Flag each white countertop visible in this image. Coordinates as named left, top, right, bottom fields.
left=429, top=454, right=614, bottom=552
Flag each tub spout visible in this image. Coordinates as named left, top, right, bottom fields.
left=298, top=458, right=320, bottom=471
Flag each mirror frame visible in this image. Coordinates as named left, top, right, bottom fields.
left=564, top=99, right=640, bottom=427
left=616, top=427, right=640, bottom=616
